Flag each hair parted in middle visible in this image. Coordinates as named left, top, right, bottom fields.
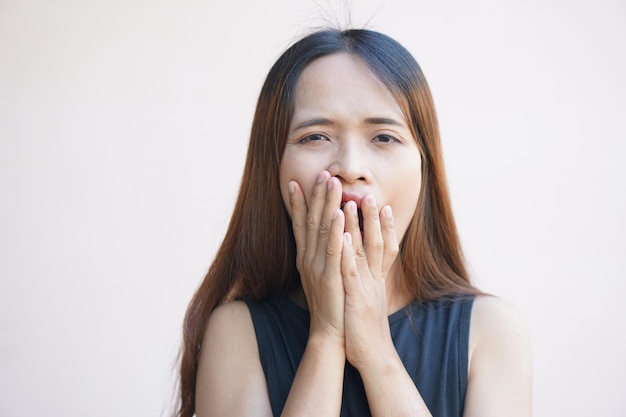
left=229, top=28, right=473, bottom=301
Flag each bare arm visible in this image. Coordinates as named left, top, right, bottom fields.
left=280, top=334, right=346, bottom=417
left=281, top=173, right=347, bottom=417
left=340, top=193, right=532, bottom=416
left=195, top=298, right=346, bottom=417
left=464, top=296, right=533, bottom=417
left=347, top=296, right=532, bottom=417
left=195, top=301, right=273, bottom=417
left=197, top=170, right=531, bottom=416
left=357, top=350, right=433, bottom=416
left=339, top=195, right=433, bottom=417
left=351, top=297, right=532, bottom=417
left=197, top=173, right=349, bottom=417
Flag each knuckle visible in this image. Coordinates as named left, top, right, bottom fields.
left=325, top=244, right=338, bottom=257
left=369, top=238, right=384, bottom=253
left=306, top=215, right=317, bottom=231
left=311, top=184, right=324, bottom=199
left=355, top=244, right=367, bottom=259
left=291, top=218, right=303, bottom=230
left=347, top=265, right=359, bottom=279
left=386, top=242, right=400, bottom=257
left=318, top=221, right=330, bottom=237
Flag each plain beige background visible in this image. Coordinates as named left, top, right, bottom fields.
left=1, top=0, right=625, bottom=416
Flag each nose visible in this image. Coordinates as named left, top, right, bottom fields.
left=327, top=140, right=369, bottom=184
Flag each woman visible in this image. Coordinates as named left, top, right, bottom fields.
left=176, top=28, right=532, bottom=417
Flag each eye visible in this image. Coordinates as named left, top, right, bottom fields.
left=299, top=133, right=329, bottom=143
left=372, top=134, right=400, bottom=144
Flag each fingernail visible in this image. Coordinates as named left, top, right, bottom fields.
left=288, top=181, right=296, bottom=194
left=366, top=194, right=376, bottom=206
left=344, top=232, right=352, bottom=245
left=349, top=201, right=357, bottom=214
left=316, top=171, right=326, bottom=183
left=332, top=208, right=339, bottom=220
left=383, top=205, right=392, bottom=218
left=327, top=177, right=334, bottom=190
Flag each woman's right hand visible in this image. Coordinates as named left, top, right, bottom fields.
left=288, top=171, right=346, bottom=345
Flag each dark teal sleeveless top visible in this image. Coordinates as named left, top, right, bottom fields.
left=243, top=295, right=474, bottom=417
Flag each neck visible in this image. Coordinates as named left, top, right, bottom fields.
left=385, top=257, right=413, bottom=314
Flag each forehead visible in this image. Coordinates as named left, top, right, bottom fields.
left=291, top=53, right=406, bottom=121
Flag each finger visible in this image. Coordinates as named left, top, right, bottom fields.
left=343, top=200, right=361, bottom=245
left=305, top=171, right=330, bottom=263
left=323, top=208, right=345, bottom=276
left=343, top=200, right=367, bottom=271
left=380, top=205, right=400, bottom=275
left=341, top=232, right=362, bottom=294
left=315, top=176, right=343, bottom=257
left=361, top=194, right=384, bottom=274
left=288, top=181, right=308, bottom=268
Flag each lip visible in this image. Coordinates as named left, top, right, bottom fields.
left=340, top=192, right=363, bottom=209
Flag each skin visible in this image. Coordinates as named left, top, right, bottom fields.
left=279, top=53, right=422, bottom=317
left=195, top=53, right=533, bottom=417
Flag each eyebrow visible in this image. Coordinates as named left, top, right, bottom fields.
left=292, top=118, right=335, bottom=131
left=292, top=116, right=405, bottom=131
left=363, top=117, right=405, bottom=127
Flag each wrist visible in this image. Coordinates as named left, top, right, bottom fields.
left=351, top=344, right=403, bottom=376
left=306, top=331, right=346, bottom=359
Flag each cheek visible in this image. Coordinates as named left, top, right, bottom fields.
left=278, top=168, right=294, bottom=217
left=388, top=166, right=422, bottom=239
left=279, top=158, right=318, bottom=217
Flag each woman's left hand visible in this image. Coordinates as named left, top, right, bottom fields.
left=340, top=194, right=400, bottom=370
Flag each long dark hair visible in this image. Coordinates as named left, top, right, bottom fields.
left=175, top=28, right=478, bottom=417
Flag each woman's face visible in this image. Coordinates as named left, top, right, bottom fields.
left=279, top=53, right=422, bottom=242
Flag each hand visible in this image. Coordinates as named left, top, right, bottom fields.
left=288, top=171, right=346, bottom=344
left=341, top=194, right=400, bottom=369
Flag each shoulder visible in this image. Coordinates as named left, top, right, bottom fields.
left=465, top=295, right=532, bottom=416
left=200, top=300, right=259, bottom=368
left=470, top=295, right=529, bottom=342
left=199, top=299, right=257, bottom=368
left=206, top=300, right=253, bottom=332
left=469, top=295, right=531, bottom=365
left=201, top=300, right=256, bottom=348
left=196, top=300, right=272, bottom=417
